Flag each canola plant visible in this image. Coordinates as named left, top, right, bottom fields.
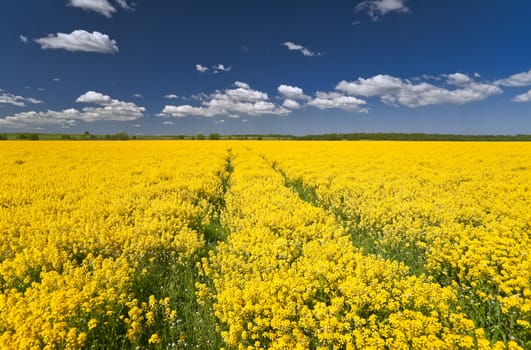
left=0, top=141, right=529, bottom=349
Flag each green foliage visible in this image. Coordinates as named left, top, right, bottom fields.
left=15, top=133, right=39, bottom=140
left=2, top=132, right=530, bottom=141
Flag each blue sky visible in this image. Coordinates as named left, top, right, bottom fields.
left=1, top=0, right=531, bottom=135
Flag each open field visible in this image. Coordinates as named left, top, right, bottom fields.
left=0, top=141, right=529, bottom=349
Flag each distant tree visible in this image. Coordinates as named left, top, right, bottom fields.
left=16, top=133, right=39, bottom=140
left=208, top=133, right=221, bottom=140
left=61, top=134, right=71, bottom=140
left=84, top=131, right=90, bottom=136
left=0, top=133, right=7, bottom=140
left=115, top=132, right=129, bottom=140
left=196, top=133, right=205, bottom=140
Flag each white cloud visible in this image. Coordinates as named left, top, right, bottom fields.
left=282, top=41, right=320, bottom=57
left=35, top=30, right=119, bottom=54
left=133, top=93, right=143, bottom=98
left=164, top=94, right=179, bottom=99
left=337, top=73, right=501, bottom=107
left=495, top=69, right=531, bottom=87
left=213, top=64, right=232, bottom=73
left=196, top=64, right=209, bottom=73
left=75, top=91, right=145, bottom=121
left=114, top=0, right=133, bottom=10
left=336, top=74, right=403, bottom=96
left=25, top=97, right=44, bottom=104
left=0, top=110, right=79, bottom=128
left=355, top=0, right=410, bottom=21
left=382, top=81, right=501, bottom=107
left=0, top=96, right=24, bottom=107
left=0, top=91, right=43, bottom=107
left=67, top=0, right=116, bottom=17
left=283, top=99, right=301, bottom=109
left=162, top=120, right=174, bottom=125
left=53, top=78, right=61, bottom=82
left=277, top=84, right=309, bottom=100
left=0, top=91, right=144, bottom=128
left=513, top=89, right=531, bottom=103
left=234, top=81, right=250, bottom=89
left=19, top=35, right=28, bottom=43
left=446, top=73, right=472, bottom=86
left=308, top=92, right=368, bottom=112
left=161, top=82, right=289, bottom=118
left=76, top=90, right=112, bottom=104
left=38, top=88, right=46, bottom=92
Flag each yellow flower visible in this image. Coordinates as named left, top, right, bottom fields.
left=88, top=318, right=98, bottom=330
left=148, top=333, right=160, bottom=345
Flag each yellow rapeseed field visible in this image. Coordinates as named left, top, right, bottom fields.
left=0, top=141, right=529, bottom=349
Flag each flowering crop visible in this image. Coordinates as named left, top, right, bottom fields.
left=200, top=146, right=520, bottom=349
left=0, top=141, right=228, bottom=349
left=251, top=141, right=530, bottom=349
left=1, top=140, right=529, bottom=349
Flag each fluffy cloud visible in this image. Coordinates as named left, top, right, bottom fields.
left=19, top=35, right=28, bottom=43
left=196, top=64, right=209, bottom=73
left=495, top=69, right=531, bottom=87
left=513, top=90, right=531, bottom=103
left=0, top=110, right=79, bottom=128
left=381, top=81, right=502, bottom=107
left=114, top=0, right=133, bottom=10
left=213, top=64, right=232, bottom=73
left=446, top=72, right=472, bottom=86
left=282, top=99, right=301, bottom=109
left=35, top=30, right=119, bottom=54
left=164, top=94, right=179, bottom=99
left=282, top=41, right=319, bottom=57
left=308, top=92, right=368, bottom=112
left=75, top=91, right=145, bottom=121
left=161, top=82, right=288, bottom=118
left=0, top=91, right=144, bottom=127
left=278, top=84, right=310, bottom=110
left=355, top=0, right=410, bottom=20
left=67, top=0, right=116, bottom=17
left=277, top=84, right=309, bottom=100
left=67, top=0, right=133, bottom=17
left=336, top=74, right=403, bottom=96
left=76, top=90, right=112, bottom=104
left=337, top=73, right=501, bottom=107
left=0, top=91, right=43, bottom=107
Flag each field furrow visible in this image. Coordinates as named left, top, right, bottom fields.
left=255, top=141, right=530, bottom=348
left=200, top=146, right=499, bottom=349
